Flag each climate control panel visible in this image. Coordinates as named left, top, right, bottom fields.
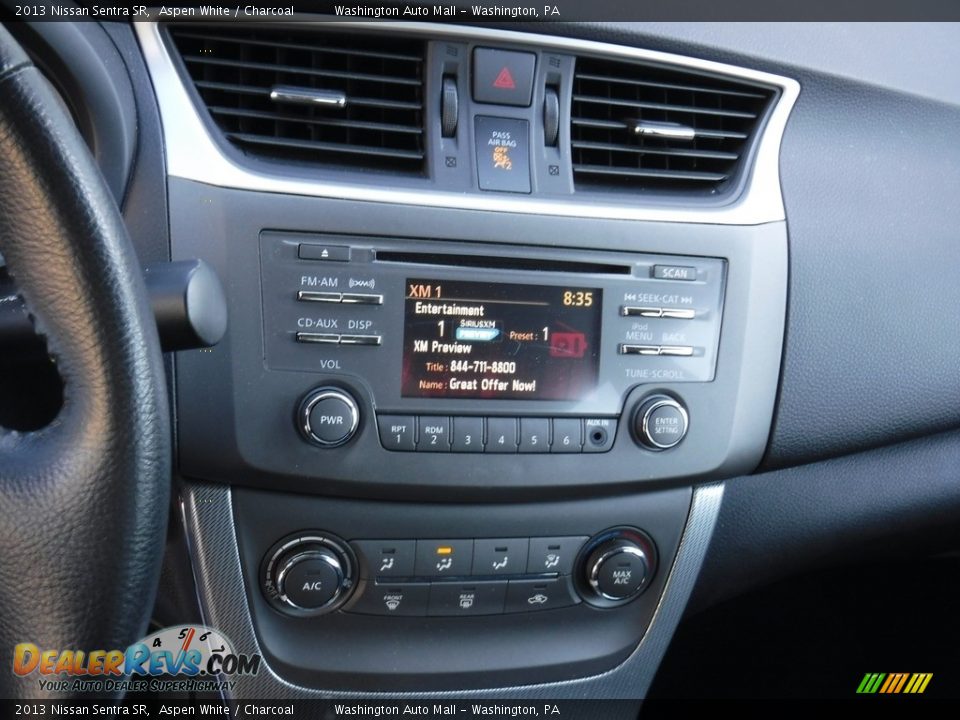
left=260, top=529, right=657, bottom=620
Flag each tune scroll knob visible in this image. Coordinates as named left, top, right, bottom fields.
left=262, top=534, right=357, bottom=616
left=297, top=387, right=360, bottom=448
left=634, top=395, right=689, bottom=450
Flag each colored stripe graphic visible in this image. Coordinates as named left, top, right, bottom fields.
left=857, top=672, right=932, bottom=694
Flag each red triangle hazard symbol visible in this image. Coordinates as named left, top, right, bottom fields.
left=493, top=67, right=516, bottom=90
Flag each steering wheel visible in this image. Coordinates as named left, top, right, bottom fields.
left=0, top=26, right=170, bottom=699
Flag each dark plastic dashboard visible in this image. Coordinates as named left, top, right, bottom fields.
left=8, top=16, right=960, bottom=702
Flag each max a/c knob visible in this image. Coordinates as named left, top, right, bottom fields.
left=634, top=395, right=688, bottom=450
left=580, top=530, right=656, bottom=606
left=298, top=387, right=360, bottom=448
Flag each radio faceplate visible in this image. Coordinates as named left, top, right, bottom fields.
left=260, top=233, right=726, bottom=419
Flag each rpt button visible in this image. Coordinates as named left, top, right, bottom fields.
left=378, top=416, right=415, bottom=451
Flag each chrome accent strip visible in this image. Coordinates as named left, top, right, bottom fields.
left=270, top=85, right=347, bottom=108
left=180, top=481, right=724, bottom=698
left=135, top=21, right=799, bottom=226
left=630, top=120, right=696, bottom=141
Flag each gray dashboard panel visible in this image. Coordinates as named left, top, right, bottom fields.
left=168, top=178, right=786, bottom=498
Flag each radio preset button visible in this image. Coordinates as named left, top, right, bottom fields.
left=296, top=332, right=341, bottom=345
left=519, top=418, right=550, bottom=453
left=551, top=418, right=582, bottom=453
left=417, top=417, right=451, bottom=451
left=339, top=334, right=382, bottom=346
left=472, top=538, right=529, bottom=576
left=297, top=291, right=342, bottom=303
left=341, top=293, right=383, bottom=305
left=378, top=415, right=416, bottom=452
left=452, top=417, right=485, bottom=453
left=485, top=417, right=518, bottom=453
left=415, top=539, right=473, bottom=577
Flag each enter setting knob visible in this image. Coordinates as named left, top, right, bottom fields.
left=634, top=395, right=688, bottom=450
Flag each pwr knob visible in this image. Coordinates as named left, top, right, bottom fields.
left=297, top=387, right=360, bottom=448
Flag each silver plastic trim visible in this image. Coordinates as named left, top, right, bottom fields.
left=270, top=85, right=347, bottom=108
left=630, top=120, right=696, bottom=141
left=135, top=21, right=799, bottom=226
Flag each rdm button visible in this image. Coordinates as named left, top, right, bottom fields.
left=475, top=117, right=530, bottom=194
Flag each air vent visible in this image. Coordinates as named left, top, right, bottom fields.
left=571, top=56, right=775, bottom=194
left=168, top=26, right=426, bottom=174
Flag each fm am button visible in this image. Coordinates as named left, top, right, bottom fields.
left=475, top=116, right=530, bottom=194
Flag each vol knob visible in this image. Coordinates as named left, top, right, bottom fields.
left=297, top=387, right=360, bottom=448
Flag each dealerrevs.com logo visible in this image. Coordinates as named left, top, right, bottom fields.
left=12, top=625, right=261, bottom=694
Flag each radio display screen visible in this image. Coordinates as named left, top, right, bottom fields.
left=401, top=278, right=602, bottom=401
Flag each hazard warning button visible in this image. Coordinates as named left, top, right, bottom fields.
left=473, top=48, right=536, bottom=107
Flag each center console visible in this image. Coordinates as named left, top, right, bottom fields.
left=137, top=19, right=796, bottom=697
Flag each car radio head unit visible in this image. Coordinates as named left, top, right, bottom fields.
left=260, top=232, right=726, bottom=424
left=401, top=278, right=603, bottom=401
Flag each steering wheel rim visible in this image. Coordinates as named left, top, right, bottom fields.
left=0, top=25, right=170, bottom=699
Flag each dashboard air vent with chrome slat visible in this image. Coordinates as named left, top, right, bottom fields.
left=167, top=26, right=426, bottom=174
left=571, top=55, right=776, bottom=194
